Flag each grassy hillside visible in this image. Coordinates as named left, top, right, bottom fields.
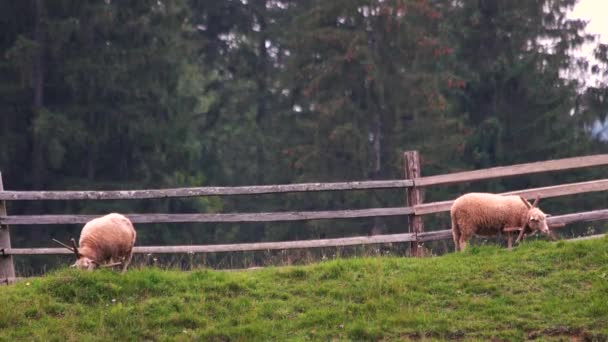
left=1, top=238, right=608, bottom=341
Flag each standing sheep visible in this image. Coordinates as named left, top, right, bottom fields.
left=450, top=193, right=551, bottom=251
left=71, top=213, right=137, bottom=272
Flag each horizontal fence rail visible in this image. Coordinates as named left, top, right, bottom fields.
left=2, top=154, right=608, bottom=201
left=4, top=231, right=454, bottom=255
left=6, top=233, right=421, bottom=255
left=545, top=208, right=608, bottom=226
left=2, top=179, right=608, bottom=225
left=0, top=207, right=414, bottom=225
left=414, top=154, right=608, bottom=187
left=5, top=209, right=608, bottom=256
left=414, top=178, right=608, bottom=215
left=0, top=180, right=413, bottom=201
left=566, top=234, right=608, bottom=242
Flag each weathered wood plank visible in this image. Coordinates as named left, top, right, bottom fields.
left=6, top=233, right=419, bottom=255
left=0, top=180, right=414, bottom=201
left=3, top=178, right=607, bottom=225
left=0, top=173, right=15, bottom=280
left=546, top=209, right=608, bottom=226
left=415, top=154, right=608, bottom=187
left=565, top=234, right=607, bottom=242
left=417, top=229, right=452, bottom=242
left=1, top=277, right=24, bottom=285
left=501, top=179, right=608, bottom=199
left=3, top=154, right=607, bottom=202
left=6, top=248, right=72, bottom=255
left=5, top=208, right=608, bottom=256
left=414, top=179, right=608, bottom=215
left=503, top=223, right=565, bottom=232
left=405, top=151, right=424, bottom=256
left=1, top=155, right=607, bottom=202
left=0, top=207, right=415, bottom=225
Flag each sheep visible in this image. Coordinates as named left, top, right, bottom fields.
left=450, top=193, right=552, bottom=251
left=70, top=213, right=137, bottom=272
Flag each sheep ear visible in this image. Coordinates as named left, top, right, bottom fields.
left=532, top=195, right=540, bottom=207
left=70, top=238, right=80, bottom=259
left=520, top=196, right=533, bottom=209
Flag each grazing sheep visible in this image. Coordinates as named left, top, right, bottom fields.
left=450, top=193, right=551, bottom=251
left=71, top=213, right=136, bottom=272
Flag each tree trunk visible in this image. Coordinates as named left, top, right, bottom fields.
left=253, top=0, right=268, bottom=126
left=30, top=0, right=46, bottom=194
left=27, top=0, right=47, bottom=249
left=252, top=0, right=270, bottom=242
left=370, top=111, right=387, bottom=235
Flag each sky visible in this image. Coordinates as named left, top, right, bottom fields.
left=570, top=1, right=608, bottom=139
left=569, top=0, right=608, bottom=86
left=570, top=0, right=608, bottom=45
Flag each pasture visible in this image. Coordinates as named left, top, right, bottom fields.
left=2, top=238, right=607, bottom=341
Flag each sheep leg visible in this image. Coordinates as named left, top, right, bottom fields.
left=121, top=249, right=133, bottom=273
left=515, top=227, right=526, bottom=244
left=458, top=238, right=468, bottom=251
left=507, top=232, right=513, bottom=250
left=456, top=229, right=469, bottom=251
left=452, top=229, right=460, bottom=252
left=451, top=224, right=461, bottom=252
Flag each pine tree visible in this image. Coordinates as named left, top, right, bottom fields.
left=1, top=0, right=218, bottom=249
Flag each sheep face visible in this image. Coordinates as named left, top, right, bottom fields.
left=71, top=257, right=97, bottom=271
left=520, top=196, right=551, bottom=238
left=526, top=208, right=550, bottom=235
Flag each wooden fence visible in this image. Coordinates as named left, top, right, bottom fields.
left=2, top=151, right=608, bottom=283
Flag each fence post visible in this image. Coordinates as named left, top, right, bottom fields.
left=0, top=172, right=15, bottom=283
left=404, top=151, right=424, bottom=256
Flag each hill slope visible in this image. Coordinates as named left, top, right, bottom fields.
left=1, top=238, right=608, bottom=341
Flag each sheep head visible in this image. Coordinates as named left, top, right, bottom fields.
left=52, top=238, right=96, bottom=270
left=519, top=195, right=550, bottom=236
left=68, top=238, right=98, bottom=271
left=71, top=257, right=98, bottom=271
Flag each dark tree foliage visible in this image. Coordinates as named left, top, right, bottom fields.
left=0, top=0, right=217, bottom=249
left=449, top=0, right=594, bottom=168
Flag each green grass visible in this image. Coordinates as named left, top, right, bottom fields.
left=2, top=238, right=608, bottom=341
